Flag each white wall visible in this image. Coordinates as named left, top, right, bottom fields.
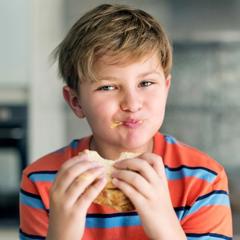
left=0, top=0, right=30, bottom=87
left=29, top=0, right=66, bottom=161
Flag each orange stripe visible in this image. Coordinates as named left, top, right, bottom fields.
left=35, top=182, right=52, bottom=209
left=84, top=225, right=148, bottom=240
left=20, top=204, right=48, bottom=237
left=168, top=178, right=211, bottom=206
left=20, top=174, right=37, bottom=194
left=182, top=205, right=232, bottom=236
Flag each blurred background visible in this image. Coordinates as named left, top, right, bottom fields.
left=0, top=0, right=239, bottom=239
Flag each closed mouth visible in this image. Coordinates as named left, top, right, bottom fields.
left=122, top=119, right=143, bottom=128
left=111, top=119, right=143, bottom=129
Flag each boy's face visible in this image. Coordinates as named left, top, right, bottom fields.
left=65, top=52, right=171, bottom=155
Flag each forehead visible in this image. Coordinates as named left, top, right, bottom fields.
left=93, top=52, right=162, bottom=75
left=98, top=49, right=160, bottom=63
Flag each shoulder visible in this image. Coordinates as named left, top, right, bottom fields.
left=156, top=133, right=230, bottom=205
left=155, top=132, right=225, bottom=177
left=20, top=137, right=91, bottom=203
left=23, top=136, right=91, bottom=177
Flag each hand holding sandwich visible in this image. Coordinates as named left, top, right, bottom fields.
left=112, top=153, right=186, bottom=240
left=47, top=151, right=186, bottom=240
left=46, top=152, right=107, bottom=240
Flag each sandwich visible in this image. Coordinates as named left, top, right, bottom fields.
left=85, top=150, right=139, bottom=211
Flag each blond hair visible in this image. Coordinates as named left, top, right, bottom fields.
left=54, top=4, right=172, bottom=91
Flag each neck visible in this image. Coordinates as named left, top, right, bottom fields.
left=89, top=137, right=153, bottom=160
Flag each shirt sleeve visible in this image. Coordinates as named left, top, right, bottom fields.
left=181, top=168, right=233, bottom=239
left=19, top=171, right=48, bottom=239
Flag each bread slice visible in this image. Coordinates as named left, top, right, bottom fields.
left=85, top=150, right=139, bottom=211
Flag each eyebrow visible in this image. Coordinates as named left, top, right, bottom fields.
left=138, top=71, right=162, bottom=78
left=97, top=71, right=162, bottom=81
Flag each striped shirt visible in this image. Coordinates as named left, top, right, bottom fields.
left=19, top=132, right=233, bottom=239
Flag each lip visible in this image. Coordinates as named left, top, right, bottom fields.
left=122, top=119, right=143, bottom=128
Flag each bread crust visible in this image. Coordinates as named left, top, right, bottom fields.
left=85, top=150, right=138, bottom=211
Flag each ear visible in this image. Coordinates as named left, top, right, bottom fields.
left=165, top=74, right=171, bottom=91
left=63, top=85, right=85, bottom=118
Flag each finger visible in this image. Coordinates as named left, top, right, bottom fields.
left=77, top=176, right=107, bottom=209
left=55, top=154, right=87, bottom=184
left=140, top=154, right=172, bottom=203
left=138, top=153, right=168, bottom=189
left=65, top=166, right=105, bottom=205
left=113, top=157, right=157, bottom=184
left=112, top=169, right=151, bottom=199
left=139, top=153, right=165, bottom=175
left=112, top=177, right=145, bottom=209
left=52, top=160, right=104, bottom=193
left=58, top=150, right=90, bottom=174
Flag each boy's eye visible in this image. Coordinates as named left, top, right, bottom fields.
left=139, top=81, right=153, bottom=87
left=96, top=85, right=116, bottom=91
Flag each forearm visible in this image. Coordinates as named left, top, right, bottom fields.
left=149, top=209, right=187, bottom=240
left=46, top=225, right=83, bottom=240
left=154, top=218, right=186, bottom=240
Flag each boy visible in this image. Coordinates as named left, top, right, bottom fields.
left=19, top=4, right=232, bottom=240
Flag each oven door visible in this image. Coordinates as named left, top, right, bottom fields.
left=0, top=147, right=20, bottom=221
left=0, top=105, right=27, bottom=223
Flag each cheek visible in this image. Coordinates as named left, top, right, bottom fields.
left=86, top=99, right=116, bottom=121
left=145, top=95, right=168, bottom=125
left=147, top=90, right=168, bottom=110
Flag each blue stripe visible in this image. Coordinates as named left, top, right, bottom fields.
left=29, top=167, right=216, bottom=184
left=184, top=192, right=230, bottom=218
left=20, top=233, right=44, bottom=240
left=86, top=214, right=141, bottom=228
left=164, top=135, right=177, bottom=144
left=165, top=167, right=216, bottom=183
left=19, top=229, right=45, bottom=240
left=19, top=233, right=45, bottom=240
left=70, top=139, right=79, bottom=149
left=187, top=236, right=229, bottom=240
left=187, top=232, right=232, bottom=240
left=20, top=192, right=45, bottom=210
left=29, top=172, right=57, bottom=182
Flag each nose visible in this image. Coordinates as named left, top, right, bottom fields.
left=120, top=90, right=143, bottom=113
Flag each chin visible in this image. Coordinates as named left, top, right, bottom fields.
left=121, top=136, right=153, bottom=152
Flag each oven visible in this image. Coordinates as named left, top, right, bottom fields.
left=0, top=104, right=28, bottom=223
